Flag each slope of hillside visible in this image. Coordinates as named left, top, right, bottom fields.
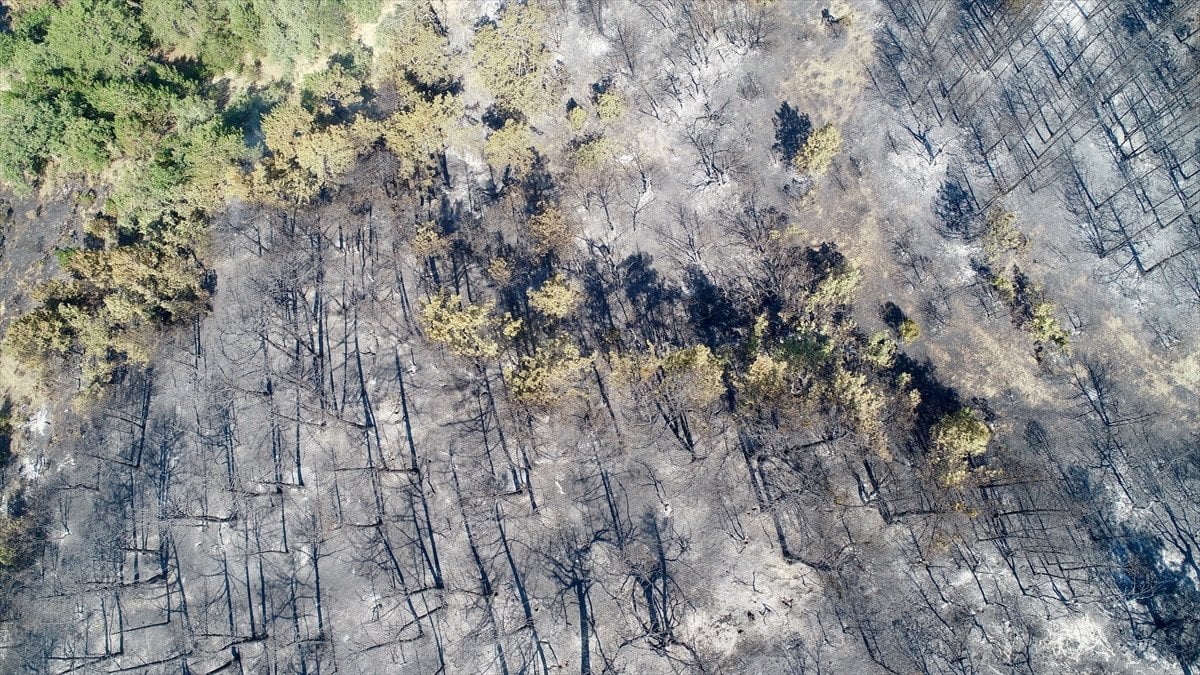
left=0, top=1, right=1196, bottom=672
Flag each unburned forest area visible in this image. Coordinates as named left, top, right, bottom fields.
left=0, top=0, right=1197, bottom=673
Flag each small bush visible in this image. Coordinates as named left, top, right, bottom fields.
left=411, top=222, right=450, bottom=259
left=595, top=91, right=624, bottom=123
left=982, top=208, right=1027, bottom=258
left=661, top=345, right=726, bottom=407
left=528, top=208, right=576, bottom=258
left=898, top=318, right=920, bottom=343
left=54, top=248, right=77, bottom=268
left=865, top=331, right=897, bottom=368
left=1030, top=302, right=1069, bottom=351
left=929, top=408, right=992, bottom=488
left=991, top=274, right=1016, bottom=303
left=805, top=257, right=860, bottom=311
left=793, top=123, right=842, bottom=175
left=571, top=135, right=615, bottom=167
left=740, top=352, right=790, bottom=400
left=505, top=337, right=591, bottom=406
left=487, top=257, right=513, bottom=283
left=567, top=104, right=587, bottom=131
left=484, top=119, right=536, bottom=177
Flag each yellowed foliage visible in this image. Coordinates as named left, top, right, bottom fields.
left=983, top=208, right=1028, bottom=260
left=472, top=2, right=551, bottom=115
left=381, top=94, right=461, bottom=179
left=528, top=274, right=580, bottom=319
left=528, top=208, right=576, bottom=257
left=572, top=136, right=616, bottom=168
left=567, top=105, right=587, bottom=131
left=898, top=318, right=920, bottom=343
left=661, top=345, right=726, bottom=407
left=419, top=292, right=501, bottom=359
left=252, top=97, right=376, bottom=203
left=1031, top=302, right=1070, bottom=351
left=411, top=222, right=450, bottom=259
left=375, top=3, right=455, bottom=92
left=793, top=123, right=842, bottom=175
left=609, top=344, right=724, bottom=408
left=488, top=257, right=513, bottom=283
left=829, top=366, right=890, bottom=458
left=484, top=119, right=536, bottom=177
left=595, top=91, right=625, bottom=123
left=505, top=336, right=592, bottom=406
left=864, top=331, right=897, bottom=369
left=805, top=258, right=860, bottom=312
left=929, top=409, right=992, bottom=488
left=739, top=352, right=790, bottom=400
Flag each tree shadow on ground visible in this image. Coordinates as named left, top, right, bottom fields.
left=619, top=253, right=680, bottom=343
left=894, top=353, right=962, bottom=446
left=880, top=301, right=907, bottom=331
left=773, top=103, right=811, bottom=164
left=934, top=179, right=978, bottom=238
left=1109, top=528, right=1200, bottom=671
left=684, top=266, right=746, bottom=348
left=522, top=154, right=557, bottom=214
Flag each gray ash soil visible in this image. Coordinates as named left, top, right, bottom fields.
left=0, top=1, right=1197, bottom=673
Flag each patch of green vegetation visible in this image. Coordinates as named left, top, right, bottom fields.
left=0, top=515, right=36, bottom=571
left=375, top=3, right=455, bottom=96
left=1031, top=301, right=1070, bottom=351
left=595, top=91, right=625, bottom=123
left=484, top=119, right=537, bottom=179
left=571, top=135, right=616, bottom=168
left=804, top=250, right=860, bottom=311
left=991, top=273, right=1016, bottom=303
left=982, top=208, right=1028, bottom=258
left=419, top=292, right=504, bottom=359
left=506, top=337, right=592, bottom=406
left=6, top=241, right=210, bottom=387
left=567, top=103, right=587, bottom=131
left=0, top=0, right=400, bottom=389
left=528, top=274, right=581, bottom=319
left=929, top=408, right=992, bottom=488
left=988, top=267, right=1070, bottom=355
left=793, top=123, right=842, bottom=175
left=865, top=331, right=897, bottom=368
left=472, top=2, right=551, bottom=118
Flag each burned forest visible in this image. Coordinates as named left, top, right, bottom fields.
left=0, top=0, right=1198, bottom=673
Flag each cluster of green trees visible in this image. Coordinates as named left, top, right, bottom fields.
left=980, top=208, right=1070, bottom=354
left=0, top=0, right=996, bottom=494
left=0, top=0, right=384, bottom=187
left=0, top=1, right=248, bottom=388
left=724, top=243, right=920, bottom=461
left=415, top=219, right=981, bottom=488
left=2, top=1, right=220, bottom=188
left=414, top=205, right=989, bottom=491
left=0, top=0, right=400, bottom=389
left=1, top=0, right=576, bottom=389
